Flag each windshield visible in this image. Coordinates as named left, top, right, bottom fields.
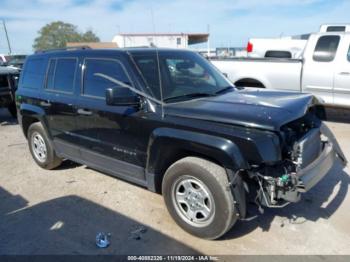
left=130, top=50, right=233, bottom=103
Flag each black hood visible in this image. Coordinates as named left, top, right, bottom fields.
left=164, top=89, right=322, bottom=131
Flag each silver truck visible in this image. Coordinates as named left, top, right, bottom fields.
left=212, top=31, right=350, bottom=108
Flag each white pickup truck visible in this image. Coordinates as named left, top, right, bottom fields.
left=246, top=24, right=350, bottom=59
left=246, top=35, right=308, bottom=59
left=212, top=32, right=350, bottom=108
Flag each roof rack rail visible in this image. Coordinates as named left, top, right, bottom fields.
left=35, top=45, right=91, bottom=54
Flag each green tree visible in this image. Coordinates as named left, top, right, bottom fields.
left=81, top=29, right=100, bottom=42
left=33, top=21, right=100, bottom=51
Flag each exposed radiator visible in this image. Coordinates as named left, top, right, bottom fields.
left=292, top=128, right=322, bottom=169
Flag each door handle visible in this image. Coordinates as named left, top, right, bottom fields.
left=77, top=108, right=93, bottom=116
left=338, top=72, right=350, bottom=75
left=40, top=101, right=51, bottom=107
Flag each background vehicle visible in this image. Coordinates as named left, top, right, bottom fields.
left=246, top=24, right=350, bottom=59
left=16, top=48, right=345, bottom=239
left=0, top=66, right=19, bottom=117
left=5, top=55, right=27, bottom=69
left=0, top=54, right=27, bottom=69
left=212, top=31, right=350, bottom=108
left=247, top=34, right=309, bottom=59
left=0, top=54, right=9, bottom=65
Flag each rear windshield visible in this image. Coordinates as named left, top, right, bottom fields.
left=265, top=50, right=292, bottom=59
left=7, top=55, right=27, bottom=67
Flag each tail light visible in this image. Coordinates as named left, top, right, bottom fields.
left=247, top=41, right=253, bottom=53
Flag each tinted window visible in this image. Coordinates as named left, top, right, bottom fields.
left=348, top=46, right=350, bottom=62
left=177, top=38, right=181, bottom=45
left=326, top=26, right=346, bottom=32
left=265, top=50, right=292, bottom=58
left=165, top=58, right=217, bottom=91
left=313, top=35, right=340, bottom=62
left=0, top=75, right=8, bottom=88
left=21, top=58, right=46, bottom=89
left=132, top=55, right=161, bottom=99
left=54, top=58, right=77, bottom=92
left=83, top=59, right=131, bottom=98
left=132, top=51, right=231, bottom=102
left=46, top=59, right=56, bottom=90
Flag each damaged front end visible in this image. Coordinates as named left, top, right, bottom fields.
left=249, top=112, right=347, bottom=209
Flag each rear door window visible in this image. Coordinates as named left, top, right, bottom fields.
left=46, top=59, right=56, bottom=90
left=46, top=58, right=77, bottom=93
left=83, top=58, right=131, bottom=98
left=347, top=45, right=350, bottom=62
left=313, top=35, right=340, bottom=62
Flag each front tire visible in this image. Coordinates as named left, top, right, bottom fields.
left=162, top=157, right=239, bottom=239
left=27, top=122, right=62, bottom=170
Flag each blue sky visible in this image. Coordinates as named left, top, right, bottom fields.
left=0, top=0, right=349, bottom=53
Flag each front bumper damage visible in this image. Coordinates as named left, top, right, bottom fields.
left=296, top=140, right=335, bottom=193
left=256, top=123, right=347, bottom=208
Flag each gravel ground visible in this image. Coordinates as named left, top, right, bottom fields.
left=0, top=108, right=349, bottom=255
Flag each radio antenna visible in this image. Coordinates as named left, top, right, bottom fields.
left=150, top=6, right=164, bottom=116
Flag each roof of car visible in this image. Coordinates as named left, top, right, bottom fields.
left=31, top=47, right=193, bottom=58
left=0, top=66, right=19, bottom=74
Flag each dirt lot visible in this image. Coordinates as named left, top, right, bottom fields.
left=0, top=108, right=349, bottom=255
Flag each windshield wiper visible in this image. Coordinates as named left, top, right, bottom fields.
left=164, top=92, right=214, bottom=103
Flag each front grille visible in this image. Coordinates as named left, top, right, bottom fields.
left=292, top=128, right=322, bottom=168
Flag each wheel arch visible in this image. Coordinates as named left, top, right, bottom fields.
left=145, top=128, right=249, bottom=193
left=19, top=104, right=49, bottom=139
left=234, top=78, right=266, bottom=88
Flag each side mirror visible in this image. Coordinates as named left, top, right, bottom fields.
left=105, top=87, right=140, bottom=106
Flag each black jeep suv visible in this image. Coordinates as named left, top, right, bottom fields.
left=16, top=47, right=346, bottom=239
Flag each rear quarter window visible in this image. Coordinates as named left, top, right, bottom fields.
left=21, top=57, right=47, bottom=89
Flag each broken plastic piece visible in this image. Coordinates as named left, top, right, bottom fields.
left=96, top=232, right=111, bottom=248
left=129, top=225, right=147, bottom=240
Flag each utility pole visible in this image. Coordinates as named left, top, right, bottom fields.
left=207, top=24, right=210, bottom=57
left=2, top=19, right=12, bottom=54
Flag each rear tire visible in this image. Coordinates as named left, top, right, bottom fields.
left=27, top=122, right=62, bottom=170
left=162, top=157, right=239, bottom=239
